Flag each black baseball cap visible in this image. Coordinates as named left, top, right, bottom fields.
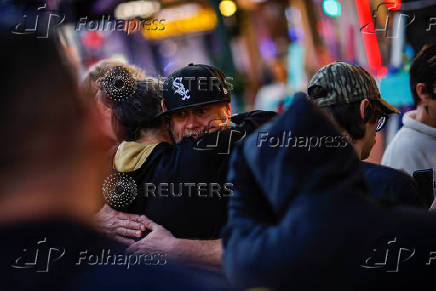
left=158, top=64, right=231, bottom=117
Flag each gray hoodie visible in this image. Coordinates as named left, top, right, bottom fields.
left=382, top=110, right=436, bottom=175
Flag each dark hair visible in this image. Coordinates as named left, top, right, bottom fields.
left=410, top=43, right=436, bottom=105
left=86, top=60, right=146, bottom=83
left=308, top=86, right=378, bottom=140
left=109, top=81, right=163, bottom=141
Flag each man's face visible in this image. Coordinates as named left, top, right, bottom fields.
left=360, top=101, right=384, bottom=160
left=168, top=102, right=231, bottom=143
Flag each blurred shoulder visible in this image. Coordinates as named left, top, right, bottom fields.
left=362, top=161, right=413, bottom=180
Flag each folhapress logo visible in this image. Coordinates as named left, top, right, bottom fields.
left=11, top=237, right=66, bottom=272
left=360, top=2, right=415, bottom=39
left=361, top=237, right=415, bottom=272
left=11, top=3, right=65, bottom=38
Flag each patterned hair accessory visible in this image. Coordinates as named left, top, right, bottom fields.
left=99, top=66, right=136, bottom=102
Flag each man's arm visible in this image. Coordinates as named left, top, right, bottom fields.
left=172, top=238, right=222, bottom=270
left=128, top=112, right=277, bottom=269
left=126, top=216, right=222, bottom=270
left=221, top=144, right=281, bottom=287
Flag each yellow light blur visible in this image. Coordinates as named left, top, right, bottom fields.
left=142, top=7, right=218, bottom=40
left=219, top=0, right=237, bottom=17
left=115, top=1, right=161, bottom=20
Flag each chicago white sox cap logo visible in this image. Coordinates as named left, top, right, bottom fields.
left=172, top=77, right=190, bottom=100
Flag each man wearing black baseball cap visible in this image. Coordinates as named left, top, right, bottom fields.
left=159, top=64, right=262, bottom=142
left=307, top=62, right=423, bottom=207
left=108, top=64, right=276, bottom=270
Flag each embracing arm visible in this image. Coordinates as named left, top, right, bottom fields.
left=126, top=217, right=222, bottom=271
left=172, top=238, right=222, bottom=270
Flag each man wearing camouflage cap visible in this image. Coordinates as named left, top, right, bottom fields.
left=308, top=62, right=423, bottom=207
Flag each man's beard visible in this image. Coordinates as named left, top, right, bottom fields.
left=182, top=117, right=230, bottom=139
left=182, top=129, right=208, bottom=139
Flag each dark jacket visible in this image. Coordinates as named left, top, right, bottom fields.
left=361, top=161, right=423, bottom=208
left=0, top=219, right=213, bottom=291
left=110, top=110, right=276, bottom=239
left=222, top=94, right=436, bottom=290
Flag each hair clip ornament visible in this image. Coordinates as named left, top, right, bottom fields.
left=99, top=66, right=136, bottom=102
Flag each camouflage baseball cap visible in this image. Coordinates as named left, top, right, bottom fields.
left=308, top=62, right=400, bottom=114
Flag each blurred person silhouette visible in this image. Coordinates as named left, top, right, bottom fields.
left=382, top=44, right=436, bottom=175
left=223, top=93, right=436, bottom=290
left=254, top=59, right=293, bottom=111
left=308, top=62, right=422, bottom=207
left=0, top=24, right=212, bottom=291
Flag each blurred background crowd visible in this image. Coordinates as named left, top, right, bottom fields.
left=7, top=0, right=436, bottom=163
left=1, top=1, right=436, bottom=290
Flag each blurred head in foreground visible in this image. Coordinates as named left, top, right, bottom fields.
left=0, top=32, right=108, bottom=224
left=308, top=62, right=399, bottom=160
